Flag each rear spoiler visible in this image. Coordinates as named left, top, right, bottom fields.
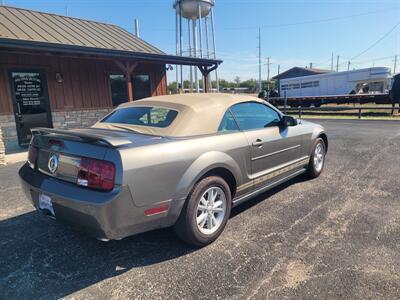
left=31, top=128, right=132, bottom=147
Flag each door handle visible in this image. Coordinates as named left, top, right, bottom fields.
left=252, top=139, right=263, bottom=147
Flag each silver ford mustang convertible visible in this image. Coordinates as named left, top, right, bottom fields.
left=19, top=94, right=327, bottom=246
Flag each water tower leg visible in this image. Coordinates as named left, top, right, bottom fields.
left=193, top=19, right=199, bottom=93
left=188, top=19, right=193, bottom=92
left=179, top=6, right=183, bottom=92
left=198, top=3, right=204, bottom=92
left=205, top=16, right=212, bottom=92
left=210, top=8, right=219, bottom=92
left=175, top=9, right=179, bottom=93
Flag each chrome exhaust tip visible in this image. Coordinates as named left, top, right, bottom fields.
left=97, top=238, right=110, bottom=242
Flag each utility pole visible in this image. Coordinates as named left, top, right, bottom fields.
left=394, top=55, right=398, bottom=74
left=265, top=56, right=271, bottom=92
left=336, top=55, right=340, bottom=72
left=331, top=53, right=334, bottom=71
left=257, top=27, right=262, bottom=92
left=347, top=61, right=351, bottom=71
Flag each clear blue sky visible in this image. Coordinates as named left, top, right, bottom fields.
left=3, top=0, right=400, bottom=81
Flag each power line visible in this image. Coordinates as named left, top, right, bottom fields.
left=219, top=9, right=398, bottom=31
left=141, top=7, right=400, bottom=32
left=351, top=54, right=398, bottom=65
left=350, top=21, right=400, bottom=60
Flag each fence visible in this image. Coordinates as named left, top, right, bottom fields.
left=278, top=106, right=400, bottom=119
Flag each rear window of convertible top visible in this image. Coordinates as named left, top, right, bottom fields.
left=101, top=106, right=178, bottom=128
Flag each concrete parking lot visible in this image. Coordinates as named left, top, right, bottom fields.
left=1, top=119, right=400, bottom=299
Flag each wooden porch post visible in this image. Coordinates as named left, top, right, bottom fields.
left=126, top=72, right=133, bottom=101
left=114, top=60, right=138, bottom=101
left=199, top=64, right=218, bottom=93
left=203, top=73, right=209, bottom=93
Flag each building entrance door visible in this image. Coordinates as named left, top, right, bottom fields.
left=10, top=70, right=53, bottom=146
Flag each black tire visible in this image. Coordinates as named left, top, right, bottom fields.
left=306, top=138, right=326, bottom=178
left=174, top=176, right=232, bottom=247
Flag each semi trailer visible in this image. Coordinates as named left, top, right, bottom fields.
left=268, top=69, right=400, bottom=107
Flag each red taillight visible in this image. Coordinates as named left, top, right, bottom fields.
left=77, top=158, right=115, bottom=191
left=27, top=145, right=38, bottom=169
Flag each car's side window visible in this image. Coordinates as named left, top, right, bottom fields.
left=230, top=102, right=281, bottom=131
left=218, top=110, right=240, bottom=132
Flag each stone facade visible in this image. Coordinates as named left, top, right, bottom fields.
left=0, top=108, right=112, bottom=165
left=51, top=108, right=112, bottom=130
left=0, top=114, right=18, bottom=154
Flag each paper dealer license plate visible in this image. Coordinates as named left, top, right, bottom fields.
left=38, top=193, right=55, bottom=216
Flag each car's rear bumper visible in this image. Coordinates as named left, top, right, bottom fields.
left=19, top=163, right=175, bottom=240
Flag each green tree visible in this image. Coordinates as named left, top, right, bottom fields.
left=234, top=76, right=241, bottom=87
left=168, top=81, right=177, bottom=93
left=240, top=79, right=258, bottom=92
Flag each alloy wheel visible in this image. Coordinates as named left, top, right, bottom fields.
left=196, top=186, right=227, bottom=235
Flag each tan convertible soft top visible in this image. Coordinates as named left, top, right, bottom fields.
left=93, top=93, right=264, bottom=137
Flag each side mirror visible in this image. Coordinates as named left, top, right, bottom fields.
left=281, top=115, right=298, bottom=127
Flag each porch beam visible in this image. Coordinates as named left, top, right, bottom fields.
left=198, top=64, right=218, bottom=93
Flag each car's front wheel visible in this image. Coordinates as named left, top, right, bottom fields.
left=306, top=138, right=326, bottom=178
left=174, top=176, right=232, bottom=247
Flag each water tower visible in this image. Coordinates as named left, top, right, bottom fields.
left=173, top=0, right=219, bottom=92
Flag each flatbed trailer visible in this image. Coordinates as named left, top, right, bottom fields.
left=266, top=93, right=395, bottom=107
